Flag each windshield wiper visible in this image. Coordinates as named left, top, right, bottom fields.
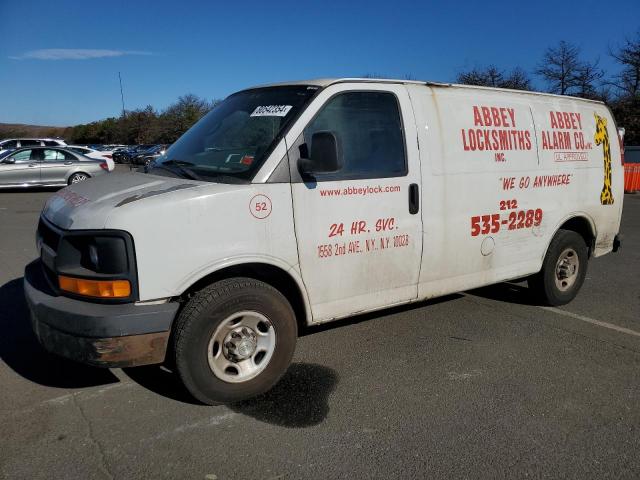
left=150, top=159, right=247, bottom=184
left=158, top=160, right=203, bottom=181
left=148, top=164, right=185, bottom=179
left=199, top=172, right=249, bottom=184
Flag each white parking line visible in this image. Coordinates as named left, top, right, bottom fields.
left=541, top=306, right=640, bottom=338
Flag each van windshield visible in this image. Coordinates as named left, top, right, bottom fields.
left=151, top=86, right=318, bottom=182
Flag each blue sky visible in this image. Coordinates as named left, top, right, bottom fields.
left=1, top=0, right=638, bottom=126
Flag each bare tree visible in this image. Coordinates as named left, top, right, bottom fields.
left=535, top=41, right=583, bottom=95
left=501, top=67, right=532, bottom=91
left=361, top=73, right=388, bottom=79
left=456, top=65, right=531, bottom=90
left=596, top=85, right=614, bottom=104
left=457, top=65, right=502, bottom=87
left=609, top=31, right=640, bottom=98
left=574, top=59, right=605, bottom=99
left=456, top=67, right=487, bottom=86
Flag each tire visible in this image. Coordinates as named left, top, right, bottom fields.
left=68, top=172, right=90, bottom=185
left=528, top=229, right=589, bottom=306
left=173, top=278, right=297, bottom=404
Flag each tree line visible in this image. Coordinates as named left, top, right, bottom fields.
left=0, top=94, right=220, bottom=146
left=455, top=32, right=640, bottom=144
left=67, top=94, right=220, bottom=145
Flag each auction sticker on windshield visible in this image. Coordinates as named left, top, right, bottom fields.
left=250, top=105, right=292, bottom=117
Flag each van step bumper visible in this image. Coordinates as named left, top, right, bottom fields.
left=24, top=260, right=179, bottom=368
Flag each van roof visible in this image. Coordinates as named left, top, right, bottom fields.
left=250, top=78, right=605, bottom=105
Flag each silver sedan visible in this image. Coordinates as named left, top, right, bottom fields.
left=0, top=146, right=110, bottom=188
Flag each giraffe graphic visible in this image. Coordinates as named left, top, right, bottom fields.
left=594, top=113, right=614, bottom=205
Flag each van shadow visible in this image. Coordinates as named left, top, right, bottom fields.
left=0, top=278, right=119, bottom=388
left=229, top=363, right=338, bottom=428
left=123, top=362, right=339, bottom=428
left=121, top=365, right=201, bottom=405
left=467, top=281, right=540, bottom=306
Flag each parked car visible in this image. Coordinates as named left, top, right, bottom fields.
left=102, top=144, right=127, bottom=152
left=0, top=138, right=66, bottom=156
left=0, top=146, right=109, bottom=188
left=132, top=144, right=170, bottom=166
left=111, top=146, right=130, bottom=164
left=113, top=144, right=155, bottom=164
left=66, top=145, right=115, bottom=171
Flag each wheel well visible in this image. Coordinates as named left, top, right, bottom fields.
left=182, top=263, right=308, bottom=332
left=558, top=216, right=595, bottom=255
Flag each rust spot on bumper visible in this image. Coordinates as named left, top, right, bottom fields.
left=91, top=332, right=169, bottom=367
left=34, top=320, right=169, bottom=368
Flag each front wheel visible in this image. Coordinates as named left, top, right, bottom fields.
left=173, top=278, right=297, bottom=404
left=68, top=172, right=89, bottom=184
left=528, top=229, right=589, bottom=306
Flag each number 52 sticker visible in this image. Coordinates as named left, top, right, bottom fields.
left=249, top=194, right=272, bottom=219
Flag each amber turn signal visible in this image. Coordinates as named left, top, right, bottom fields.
left=58, top=275, right=131, bottom=298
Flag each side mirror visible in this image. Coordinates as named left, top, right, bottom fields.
left=298, top=131, right=342, bottom=175
left=2, top=157, right=15, bottom=164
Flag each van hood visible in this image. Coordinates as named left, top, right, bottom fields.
left=42, top=172, right=209, bottom=229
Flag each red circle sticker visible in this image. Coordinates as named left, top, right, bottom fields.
left=249, top=194, right=272, bottom=219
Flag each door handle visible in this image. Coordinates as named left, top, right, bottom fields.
left=64, top=161, right=73, bottom=165
left=28, top=163, right=38, bottom=167
left=409, top=183, right=419, bottom=214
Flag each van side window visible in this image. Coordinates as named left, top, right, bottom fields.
left=304, top=91, right=407, bottom=180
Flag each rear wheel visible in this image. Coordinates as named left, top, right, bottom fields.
left=68, top=172, right=89, bottom=184
left=173, top=278, right=297, bottom=404
left=528, top=229, right=589, bottom=306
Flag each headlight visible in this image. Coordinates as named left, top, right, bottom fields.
left=57, top=235, right=130, bottom=274
left=52, top=231, right=137, bottom=302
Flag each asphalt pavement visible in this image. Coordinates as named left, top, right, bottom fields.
left=1, top=170, right=639, bottom=479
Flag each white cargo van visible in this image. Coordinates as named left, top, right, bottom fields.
left=25, top=79, right=623, bottom=404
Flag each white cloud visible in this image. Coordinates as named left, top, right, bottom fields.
left=9, top=49, right=153, bottom=60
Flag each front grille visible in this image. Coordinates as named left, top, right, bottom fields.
left=37, top=218, right=61, bottom=292
left=38, top=218, right=61, bottom=252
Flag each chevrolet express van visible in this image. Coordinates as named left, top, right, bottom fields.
left=25, top=78, right=623, bottom=404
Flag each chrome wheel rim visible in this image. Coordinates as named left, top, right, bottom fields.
left=555, top=248, right=579, bottom=292
left=71, top=174, right=87, bottom=183
left=207, top=311, right=276, bottom=383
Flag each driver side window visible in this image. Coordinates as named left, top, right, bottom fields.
left=304, top=91, right=407, bottom=181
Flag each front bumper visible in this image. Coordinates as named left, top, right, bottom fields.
left=613, top=234, right=622, bottom=252
left=24, top=260, right=179, bottom=368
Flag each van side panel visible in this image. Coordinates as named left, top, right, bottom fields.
left=528, top=98, right=623, bottom=256
left=407, top=84, right=622, bottom=300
